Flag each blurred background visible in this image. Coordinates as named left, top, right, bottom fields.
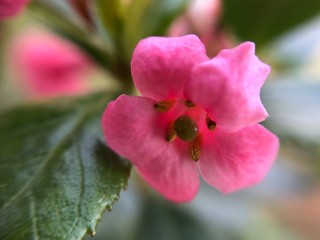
left=1, top=0, right=320, bottom=239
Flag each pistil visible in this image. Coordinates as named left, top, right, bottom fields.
left=161, top=99, right=214, bottom=162
left=173, top=115, right=198, bottom=142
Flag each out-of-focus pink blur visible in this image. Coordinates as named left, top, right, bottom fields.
left=0, top=0, right=29, bottom=19
left=10, top=29, right=92, bottom=99
left=169, top=0, right=233, bottom=57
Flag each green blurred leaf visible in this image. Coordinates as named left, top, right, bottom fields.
left=56, top=29, right=113, bottom=69
left=93, top=0, right=122, bottom=40
left=31, top=0, right=88, bottom=39
left=222, top=0, right=320, bottom=46
left=88, top=0, right=122, bottom=56
left=132, top=196, right=212, bottom=240
left=122, top=0, right=188, bottom=60
left=0, top=93, right=131, bottom=240
left=141, top=0, right=188, bottom=36
left=30, top=0, right=114, bottom=69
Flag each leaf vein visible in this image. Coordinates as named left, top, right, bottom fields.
left=64, top=141, right=86, bottom=239
left=0, top=114, right=72, bottom=140
left=29, top=192, right=40, bottom=240
left=0, top=112, right=86, bottom=213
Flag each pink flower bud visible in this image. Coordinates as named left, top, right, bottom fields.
left=0, top=0, right=29, bottom=19
left=10, top=29, right=92, bottom=99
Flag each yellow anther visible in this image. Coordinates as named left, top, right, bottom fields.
left=190, top=135, right=201, bottom=161
left=206, top=116, right=216, bottom=130
left=154, top=99, right=175, bottom=112
left=166, top=123, right=177, bottom=142
left=184, top=100, right=195, bottom=107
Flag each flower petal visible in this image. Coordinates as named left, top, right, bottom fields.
left=137, top=140, right=199, bottom=202
left=102, top=95, right=169, bottom=167
left=199, top=124, right=279, bottom=193
left=185, top=42, right=270, bottom=132
left=131, top=34, right=208, bottom=101
left=102, top=95, right=200, bottom=202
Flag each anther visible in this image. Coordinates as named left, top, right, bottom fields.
left=173, top=115, right=198, bottom=142
left=166, top=123, right=177, bottom=142
left=190, top=135, right=201, bottom=161
left=154, top=99, right=175, bottom=112
left=184, top=100, right=195, bottom=107
left=206, top=116, right=216, bottom=130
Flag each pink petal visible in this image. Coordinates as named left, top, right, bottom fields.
left=102, top=95, right=168, bottom=167
left=185, top=42, right=270, bottom=132
left=131, top=35, right=208, bottom=101
left=0, top=0, right=29, bottom=18
left=199, top=124, right=279, bottom=193
left=10, top=29, right=91, bottom=98
left=137, top=141, right=199, bottom=203
left=102, top=95, right=200, bottom=202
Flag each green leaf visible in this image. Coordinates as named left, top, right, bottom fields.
left=132, top=196, right=212, bottom=240
left=141, top=0, right=188, bottom=36
left=87, top=0, right=121, bottom=57
left=0, top=93, right=131, bottom=240
left=92, top=0, right=122, bottom=41
left=222, top=0, right=320, bottom=46
left=30, top=0, right=114, bottom=69
left=122, top=0, right=188, bottom=60
left=30, top=0, right=88, bottom=39
left=55, top=29, right=113, bottom=69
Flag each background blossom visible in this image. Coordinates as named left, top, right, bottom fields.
left=0, top=0, right=29, bottom=19
left=10, top=29, right=92, bottom=99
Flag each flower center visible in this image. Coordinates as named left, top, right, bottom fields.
left=154, top=98, right=216, bottom=161
left=173, top=115, right=198, bottom=142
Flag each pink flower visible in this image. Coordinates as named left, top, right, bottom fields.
left=0, top=0, right=29, bottom=19
left=11, top=29, right=91, bottom=99
left=102, top=35, right=279, bottom=202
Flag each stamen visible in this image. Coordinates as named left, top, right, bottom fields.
left=173, top=115, right=198, bottom=142
left=190, top=135, right=201, bottom=161
left=166, top=122, right=177, bottom=142
left=154, top=99, right=175, bottom=112
left=206, top=116, right=216, bottom=130
left=184, top=100, right=195, bottom=107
